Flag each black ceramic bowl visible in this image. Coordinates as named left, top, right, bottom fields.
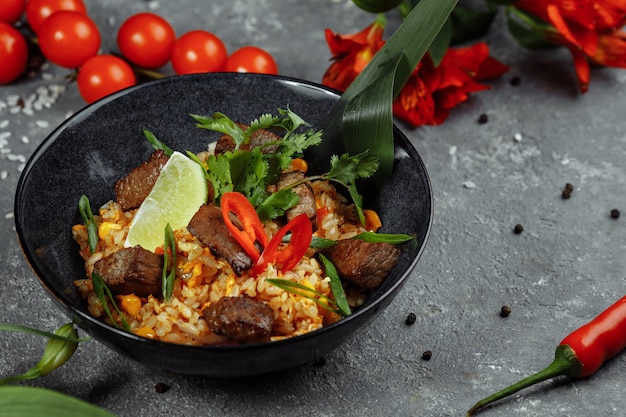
left=15, top=73, right=432, bottom=377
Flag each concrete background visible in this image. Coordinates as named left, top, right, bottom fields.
left=1, top=0, right=625, bottom=416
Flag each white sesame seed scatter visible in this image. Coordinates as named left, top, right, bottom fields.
left=35, top=120, right=50, bottom=128
left=463, top=181, right=477, bottom=189
left=513, top=132, right=522, bottom=142
left=0, top=171, right=7, bottom=180
left=0, top=120, right=9, bottom=129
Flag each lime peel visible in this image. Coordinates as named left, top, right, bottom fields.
left=125, top=151, right=208, bottom=252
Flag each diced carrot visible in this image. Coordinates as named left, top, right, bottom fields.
left=364, top=209, right=382, bottom=232
left=290, top=158, right=308, bottom=173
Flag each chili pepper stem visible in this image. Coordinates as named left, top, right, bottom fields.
left=466, top=344, right=583, bottom=416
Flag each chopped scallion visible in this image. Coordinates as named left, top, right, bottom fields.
left=162, top=223, right=176, bottom=302
left=78, top=195, right=98, bottom=254
left=91, top=272, right=130, bottom=331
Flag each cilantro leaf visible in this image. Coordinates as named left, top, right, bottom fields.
left=191, top=112, right=246, bottom=148
left=256, top=188, right=299, bottom=221
left=327, top=151, right=379, bottom=185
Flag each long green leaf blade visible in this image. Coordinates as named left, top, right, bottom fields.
left=321, top=0, right=458, bottom=185
left=0, top=386, right=116, bottom=417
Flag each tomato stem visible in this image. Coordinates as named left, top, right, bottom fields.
left=466, top=344, right=583, bottom=416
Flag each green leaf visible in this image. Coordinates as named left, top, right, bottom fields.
left=192, top=112, right=246, bottom=148
left=77, top=195, right=98, bottom=254
left=0, top=386, right=116, bottom=417
left=429, top=17, right=453, bottom=66
left=144, top=129, right=174, bottom=156
left=353, top=231, right=414, bottom=244
left=91, top=272, right=130, bottom=332
left=266, top=279, right=340, bottom=314
left=162, top=223, right=176, bottom=302
left=319, top=254, right=351, bottom=316
left=506, top=6, right=554, bottom=50
left=351, top=0, right=403, bottom=13
left=255, top=188, right=299, bottom=222
left=323, top=0, right=458, bottom=186
left=309, top=236, right=337, bottom=250
left=0, top=323, right=89, bottom=343
left=450, top=5, right=498, bottom=43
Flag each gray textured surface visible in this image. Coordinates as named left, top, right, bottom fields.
left=1, top=1, right=625, bottom=416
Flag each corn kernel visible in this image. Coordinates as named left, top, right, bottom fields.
left=134, top=327, right=156, bottom=339
left=117, top=294, right=142, bottom=317
left=98, top=221, right=122, bottom=239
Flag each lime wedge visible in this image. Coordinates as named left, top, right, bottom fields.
left=125, top=151, right=208, bottom=252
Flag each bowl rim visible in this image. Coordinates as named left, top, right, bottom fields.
left=15, top=72, right=434, bottom=353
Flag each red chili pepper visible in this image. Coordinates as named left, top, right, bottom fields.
left=467, top=295, right=626, bottom=416
left=220, top=192, right=269, bottom=262
left=253, top=214, right=312, bottom=276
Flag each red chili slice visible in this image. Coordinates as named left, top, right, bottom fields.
left=220, top=192, right=269, bottom=262
left=253, top=214, right=312, bottom=276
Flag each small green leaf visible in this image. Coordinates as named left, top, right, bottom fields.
left=144, top=129, right=174, bottom=156
left=77, top=195, right=98, bottom=254
left=266, top=279, right=340, bottom=314
left=162, top=223, right=176, bottom=302
left=319, top=254, right=351, bottom=316
left=351, top=0, right=403, bottom=13
left=353, top=231, right=414, bottom=244
left=0, top=386, right=116, bottom=417
left=309, top=236, right=337, bottom=250
left=92, top=272, right=130, bottom=331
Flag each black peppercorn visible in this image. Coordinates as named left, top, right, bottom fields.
left=513, top=224, right=523, bottom=234
left=610, top=209, right=620, bottom=219
left=313, top=357, right=327, bottom=367
left=510, top=76, right=521, bottom=86
left=421, top=350, right=432, bottom=360
left=405, top=312, right=417, bottom=325
left=500, top=305, right=512, bottom=317
left=154, top=382, right=170, bottom=393
left=478, top=113, right=488, bottom=124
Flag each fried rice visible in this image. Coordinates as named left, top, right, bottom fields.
left=72, top=180, right=369, bottom=345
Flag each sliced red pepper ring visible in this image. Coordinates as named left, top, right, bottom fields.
left=253, top=214, right=313, bottom=276
left=220, top=192, right=269, bottom=262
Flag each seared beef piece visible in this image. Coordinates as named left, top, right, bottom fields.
left=275, top=170, right=317, bottom=229
left=93, top=246, right=163, bottom=297
left=187, top=204, right=253, bottom=275
left=323, top=239, right=400, bottom=290
left=214, top=123, right=280, bottom=154
left=114, top=150, right=169, bottom=211
left=203, top=296, right=274, bottom=343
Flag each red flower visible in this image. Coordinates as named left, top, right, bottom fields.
left=514, top=0, right=626, bottom=92
left=393, top=43, right=509, bottom=127
left=322, top=17, right=386, bottom=92
left=322, top=20, right=508, bottom=128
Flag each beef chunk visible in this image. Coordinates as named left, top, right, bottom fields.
left=203, top=296, right=274, bottom=343
left=187, top=204, right=253, bottom=275
left=214, top=123, right=280, bottom=154
left=275, top=170, right=317, bottom=229
left=323, top=239, right=400, bottom=290
left=93, top=246, right=163, bottom=297
left=114, top=150, right=169, bottom=211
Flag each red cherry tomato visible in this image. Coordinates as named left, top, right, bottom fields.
left=171, top=30, right=227, bottom=74
left=38, top=10, right=100, bottom=69
left=0, top=22, right=28, bottom=84
left=25, top=0, right=86, bottom=34
left=77, top=54, right=136, bottom=104
left=224, top=46, right=278, bottom=75
left=117, top=12, right=175, bottom=69
left=0, top=0, right=26, bottom=24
